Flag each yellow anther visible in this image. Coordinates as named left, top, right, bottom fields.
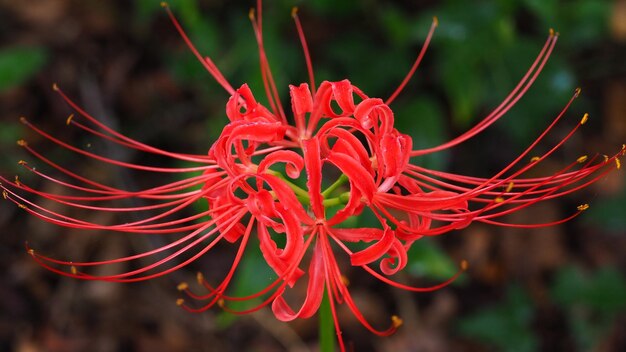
left=549, top=28, right=555, bottom=36
left=580, top=113, right=588, bottom=125
left=19, top=116, right=28, bottom=124
left=66, top=114, right=74, bottom=125
left=577, top=155, right=588, bottom=164
left=574, top=87, right=582, bottom=97
left=249, top=8, right=255, bottom=21
left=18, top=203, right=27, bottom=209
left=176, top=298, right=185, bottom=306
left=18, top=160, right=27, bottom=165
left=494, top=197, right=504, bottom=203
left=461, top=260, right=469, bottom=271
left=340, top=275, right=350, bottom=286
left=433, top=16, right=439, bottom=27
left=160, top=1, right=168, bottom=8
left=217, top=298, right=225, bottom=308
left=603, top=155, right=609, bottom=162
left=2, top=190, right=7, bottom=199
left=177, top=282, right=189, bottom=291
left=291, top=6, right=298, bottom=17
left=27, top=249, right=35, bottom=255
left=505, top=182, right=514, bottom=193
left=577, top=204, right=589, bottom=211
left=391, top=315, right=403, bottom=328
left=616, top=158, right=621, bottom=170
left=530, top=156, right=540, bottom=163
left=52, top=83, right=59, bottom=91
left=14, top=176, right=20, bottom=186
left=17, top=139, right=27, bottom=147
left=70, top=266, right=77, bottom=275
left=196, top=272, right=204, bottom=284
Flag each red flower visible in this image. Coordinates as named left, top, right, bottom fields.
left=1, top=2, right=623, bottom=350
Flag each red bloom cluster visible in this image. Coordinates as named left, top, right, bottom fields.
left=1, top=1, right=623, bottom=350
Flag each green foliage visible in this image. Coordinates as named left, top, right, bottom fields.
left=551, top=266, right=626, bottom=351
left=458, top=285, right=538, bottom=352
left=0, top=46, right=48, bottom=92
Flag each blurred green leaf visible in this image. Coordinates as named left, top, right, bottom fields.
left=458, top=285, right=537, bottom=352
left=407, top=240, right=460, bottom=281
left=0, top=46, right=48, bottom=91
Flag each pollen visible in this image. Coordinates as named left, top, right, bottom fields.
left=577, top=204, right=589, bottom=211
left=391, top=315, right=403, bottom=328
left=176, top=298, right=184, bottom=306
left=530, top=156, right=540, bottom=163
left=580, top=113, right=589, bottom=125
left=576, top=155, right=588, bottom=163
left=66, top=114, right=74, bottom=125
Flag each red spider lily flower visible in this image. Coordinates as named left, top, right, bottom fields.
left=1, top=1, right=624, bottom=350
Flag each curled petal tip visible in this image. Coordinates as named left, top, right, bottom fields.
left=177, top=282, right=189, bottom=291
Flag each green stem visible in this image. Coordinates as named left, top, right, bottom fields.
left=322, top=174, right=348, bottom=198
left=267, top=170, right=310, bottom=200
left=319, top=290, right=335, bottom=352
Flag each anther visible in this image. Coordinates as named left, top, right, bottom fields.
left=549, top=28, right=555, bottom=36
left=603, top=155, right=609, bottom=162
left=249, top=8, right=255, bottom=21
left=577, top=204, right=589, bottom=211
left=14, top=176, right=20, bottom=186
left=530, top=156, right=540, bottom=163
left=18, top=160, right=27, bottom=165
left=433, top=16, right=439, bottom=27
left=574, top=87, right=582, bottom=97
left=18, top=203, right=27, bottom=209
left=617, top=158, right=621, bottom=170
left=340, top=275, right=350, bottom=286
left=177, top=282, right=189, bottom=291
left=2, top=190, right=7, bottom=199
left=160, top=1, right=168, bottom=8
left=505, top=182, right=514, bottom=193
left=291, top=6, right=298, bottom=17
left=17, top=139, right=27, bottom=147
left=580, top=113, right=589, bottom=125
left=391, top=315, right=403, bottom=328
left=66, top=114, right=74, bottom=125
left=577, top=155, right=588, bottom=163
left=19, top=116, right=28, bottom=124
left=27, top=249, right=35, bottom=255
left=52, top=83, right=59, bottom=91
left=494, top=197, right=504, bottom=203
left=176, top=298, right=184, bottom=306
left=461, top=260, right=469, bottom=271
left=218, top=298, right=225, bottom=308
left=196, top=272, right=204, bottom=284
left=70, top=266, right=77, bottom=275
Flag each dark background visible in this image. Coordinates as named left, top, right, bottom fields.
left=1, top=0, right=625, bottom=351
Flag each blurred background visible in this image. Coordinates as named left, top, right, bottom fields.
left=1, top=0, right=625, bottom=351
